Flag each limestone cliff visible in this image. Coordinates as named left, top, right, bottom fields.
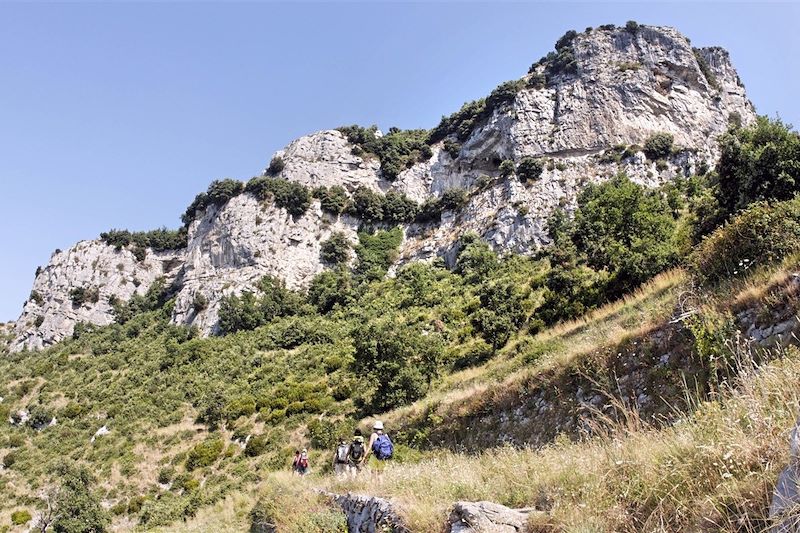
left=10, top=24, right=756, bottom=351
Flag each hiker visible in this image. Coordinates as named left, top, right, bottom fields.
left=347, top=428, right=367, bottom=475
left=293, top=448, right=309, bottom=476
left=365, top=420, right=393, bottom=475
left=291, top=449, right=301, bottom=475
left=297, top=448, right=310, bottom=476
left=333, top=437, right=350, bottom=476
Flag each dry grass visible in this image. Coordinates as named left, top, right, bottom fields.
left=149, top=491, right=255, bottom=533
left=312, top=344, right=800, bottom=532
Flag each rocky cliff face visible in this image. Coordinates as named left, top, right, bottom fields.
left=10, top=24, right=756, bottom=351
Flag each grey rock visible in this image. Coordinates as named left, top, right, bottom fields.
left=448, top=501, right=541, bottom=533
left=770, top=419, right=800, bottom=531
left=324, top=491, right=410, bottom=533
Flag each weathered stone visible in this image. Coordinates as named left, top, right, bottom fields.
left=448, top=501, right=541, bottom=533
left=770, top=419, right=800, bottom=532
left=324, top=491, right=410, bottom=533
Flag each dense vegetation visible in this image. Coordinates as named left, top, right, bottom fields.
left=100, top=227, right=188, bottom=257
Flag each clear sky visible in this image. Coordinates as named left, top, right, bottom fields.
left=1, top=2, right=798, bottom=322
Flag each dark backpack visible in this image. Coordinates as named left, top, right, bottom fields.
left=298, top=456, right=309, bottom=469
left=335, top=443, right=349, bottom=464
left=373, top=434, right=393, bottom=460
left=349, top=440, right=365, bottom=462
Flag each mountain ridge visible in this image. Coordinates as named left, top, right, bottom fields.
left=10, top=23, right=755, bottom=351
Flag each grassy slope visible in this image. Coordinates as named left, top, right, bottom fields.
left=164, top=259, right=800, bottom=532
left=2, top=245, right=799, bottom=530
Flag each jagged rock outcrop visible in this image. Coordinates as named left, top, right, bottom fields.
left=447, top=501, right=542, bottom=533
left=323, top=491, right=410, bottom=533
left=10, top=24, right=756, bottom=351
left=11, top=242, right=184, bottom=351
left=170, top=194, right=360, bottom=334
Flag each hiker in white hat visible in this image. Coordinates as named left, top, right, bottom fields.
left=365, top=420, right=393, bottom=477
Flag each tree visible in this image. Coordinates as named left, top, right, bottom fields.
left=36, top=462, right=110, bottom=533
left=572, top=173, right=678, bottom=296
left=308, top=268, right=353, bottom=313
left=715, top=116, right=800, bottom=215
left=352, top=322, right=444, bottom=412
left=320, top=232, right=352, bottom=265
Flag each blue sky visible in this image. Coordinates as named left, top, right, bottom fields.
left=1, top=2, right=798, bottom=321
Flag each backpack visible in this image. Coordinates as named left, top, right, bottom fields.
left=298, top=456, right=309, bottom=469
left=335, top=443, right=349, bottom=464
left=372, top=434, right=393, bottom=460
left=349, top=440, right=365, bottom=462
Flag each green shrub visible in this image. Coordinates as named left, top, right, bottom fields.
left=69, top=286, right=100, bottom=307
left=443, top=139, right=461, bottom=159
left=10, top=510, right=31, bottom=525
left=352, top=321, right=445, bottom=412
left=499, top=159, right=515, bottom=178
left=49, top=462, right=110, bottom=533
left=643, top=132, right=674, bottom=160
left=182, top=179, right=245, bottom=225
left=429, top=80, right=523, bottom=145
left=157, top=466, right=174, bottom=485
left=100, top=227, right=188, bottom=252
left=382, top=191, right=420, bottom=224
left=314, top=185, right=349, bottom=215
left=29, top=290, right=43, bottom=305
left=573, top=173, right=678, bottom=296
left=471, top=280, right=526, bottom=349
left=2, top=451, right=16, bottom=468
left=691, top=197, right=800, bottom=285
left=348, top=186, right=384, bottom=223
left=266, top=156, right=285, bottom=176
left=439, top=189, right=468, bottom=212
left=217, top=275, right=303, bottom=334
left=225, top=394, right=256, bottom=420
left=186, top=438, right=223, bottom=469
left=516, top=157, right=544, bottom=183
left=354, top=228, right=403, bottom=281
left=245, top=176, right=311, bottom=217
left=192, top=293, right=208, bottom=312
left=244, top=434, right=268, bottom=457
left=308, top=268, right=354, bottom=313
left=6, top=434, right=24, bottom=448
left=320, top=233, right=352, bottom=265
left=625, top=20, right=639, bottom=33
left=138, top=493, right=187, bottom=527
left=60, top=401, right=84, bottom=419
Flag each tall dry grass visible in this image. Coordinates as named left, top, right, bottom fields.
left=311, top=344, right=800, bottom=532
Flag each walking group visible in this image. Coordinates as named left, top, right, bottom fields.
left=292, top=420, right=393, bottom=477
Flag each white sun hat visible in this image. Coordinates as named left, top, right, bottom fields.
left=373, top=420, right=384, bottom=430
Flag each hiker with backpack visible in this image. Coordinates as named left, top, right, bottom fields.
left=365, top=420, right=393, bottom=476
left=291, top=449, right=301, bottom=475
left=294, top=448, right=310, bottom=476
left=333, top=437, right=350, bottom=476
left=347, top=429, right=367, bottom=476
